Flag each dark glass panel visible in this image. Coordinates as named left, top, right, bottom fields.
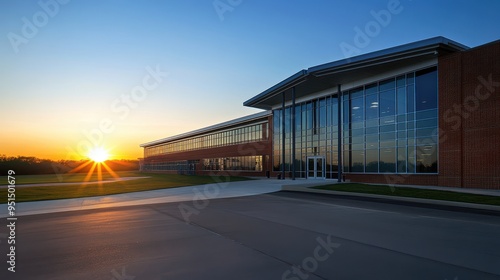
left=365, top=149, right=379, bottom=172
left=379, top=78, right=395, bottom=91
left=351, top=150, right=365, bottom=172
left=380, top=89, right=396, bottom=117
left=397, top=87, right=406, bottom=115
left=396, top=75, right=405, bottom=87
left=350, top=87, right=364, bottom=99
left=415, top=67, right=438, bottom=111
left=365, top=94, right=379, bottom=119
left=365, top=83, right=377, bottom=95
left=379, top=147, right=396, bottom=172
left=416, top=144, right=438, bottom=173
left=351, top=97, right=364, bottom=123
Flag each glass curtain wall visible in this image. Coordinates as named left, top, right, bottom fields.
left=273, top=66, right=438, bottom=177
left=273, top=96, right=339, bottom=178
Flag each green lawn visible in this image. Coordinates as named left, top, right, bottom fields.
left=0, top=172, right=251, bottom=203
left=314, top=183, right=500, bottom=206
left=0, top=171, right=141, bottom=185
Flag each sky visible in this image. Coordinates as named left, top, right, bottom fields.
left=1, top=0, right=499, bottom=161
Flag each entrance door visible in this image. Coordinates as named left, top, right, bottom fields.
left=307, top=156, right=325, bottom=179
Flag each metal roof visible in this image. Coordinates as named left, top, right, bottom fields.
left=243, top=36, right=469, bottom=110
left=140, top=110, right=271, bottom=147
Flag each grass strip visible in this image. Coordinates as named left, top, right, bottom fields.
left=0, top=172, right=251, bottom=203
left=0, top=171, right=141, bottom=185
left=313, top=183, right=500, bottom=206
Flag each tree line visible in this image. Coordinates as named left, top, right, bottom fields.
left=0, top=155, right=139, bottom=176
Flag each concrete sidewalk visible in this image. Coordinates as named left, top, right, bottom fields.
left=2, top=178, right=500, bottom=218
left=1, top=179, right=330, bottom=218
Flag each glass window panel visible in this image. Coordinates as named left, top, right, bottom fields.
left=397, top=139, right=407, bottom=146
left=416, top=127, right=437, bottom=138
left=365, top=94, right=379, bottom=119
left=407, top=72, right=415, bottom=84
left=351, top=128, right=364, bottom=137
left=352, top=136, right=364, bottom=144
left=397, top=131, right=407, bottom=138
left=397, top=87, right=406, bottom=115
left=366, top=134, right=379, bottom=143
left=351, top=97, right=364, bottom=123
left=396, top=75, right=405, bottom=87
left=350, top=87, right=364, bottom=99
left=365, top=149, right=379, bottom=172
left=407, top=85, right=415, bottom=113
left=380, top=147, right=396, bottom=172
left=416, top=118, right=438, bottom=129
left=408, top=138, right=415, bottom=146
left=416, top=144, right=438, bottom=173
left=380, top=140, right=396, bottom=147
left=351, top=143, right=364, bottom=150
left=319, top=105, right=326, bottom=127
left=380, top=89, right=395, bottom=117
left=379, top=78, right=395, bottom=91
left=397, top=122, right=407, bottom=130
left=285, top=107, right=291, bottom=133
left=351, top=150, right=365, bottom=172
left=366, top=118, right=379, bottom=127
left=416, top=109, right=438, bottom=120
left=407, top=146, right=416, bottom=173
left=343, top=100, right=350, bottom=125
left=415, top=67, right=438, bottom=111
left=332, top=98, right=339, bottom=124
left=306, top=102, right=313, bottom=129
left=416, top=137, right=438, bottom=145
left=380, top=124, right=396, bottom=133
left=365, top=83, right=377, bottom=95
left=319, top=98, right=326, bottom=107
left=343, top=150, right=350, bottom=173
left=365, top=127, right=378, bottom=134
left=380, top=132, right=396, bottom=141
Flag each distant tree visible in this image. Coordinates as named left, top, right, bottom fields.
left=0, top=155, right=138, bottom=176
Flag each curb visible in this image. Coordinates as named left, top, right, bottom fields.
left=280, top=185, right=500, bottom=215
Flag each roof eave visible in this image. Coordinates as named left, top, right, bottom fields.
left=243, top=69, right=308, bottom=109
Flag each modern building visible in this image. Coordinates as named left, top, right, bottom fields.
left=140, top=111, right=273, bottom=177
left=141, top=36, right=500, bottom=189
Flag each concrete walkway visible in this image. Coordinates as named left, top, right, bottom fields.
left=2, top=179, right=330, bottom=218
left=3, top=178, right=500, bottom=218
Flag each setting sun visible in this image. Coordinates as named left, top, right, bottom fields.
left=88, top=147, right=110, bottom=163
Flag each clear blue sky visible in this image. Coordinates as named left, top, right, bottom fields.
left=1, top=0, right=499, bottom=160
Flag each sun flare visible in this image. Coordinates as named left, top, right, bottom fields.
left=88, top=147, right=110, bottom=163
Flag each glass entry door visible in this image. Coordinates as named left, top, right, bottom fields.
left=307, top=156, right=325, bottom=179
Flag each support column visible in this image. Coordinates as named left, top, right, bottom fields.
left=281, top=92, right=286, bottom=180
left=337, top=84, right=342, bottom=183
left=291, top=87, right=296, bottom=180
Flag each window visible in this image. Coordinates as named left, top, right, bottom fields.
left=415, top=67, right=437, bottom=111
